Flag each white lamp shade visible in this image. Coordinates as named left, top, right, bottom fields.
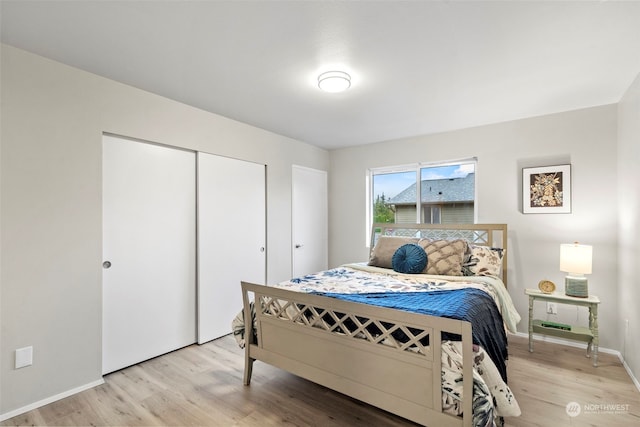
left=560, top=243, right=592, bottom=275
left=318, top=71, right=351, bottom=93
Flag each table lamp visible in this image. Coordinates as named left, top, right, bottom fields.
left=560, top=242, right=592, bottom=298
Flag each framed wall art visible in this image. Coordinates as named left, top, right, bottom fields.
left=522, top=164, right=571, bottom=214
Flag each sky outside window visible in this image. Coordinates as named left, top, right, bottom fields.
left=373, top=163, right=475, bottom=200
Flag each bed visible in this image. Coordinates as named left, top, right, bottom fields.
left=236, top=223, right=521, bottom=427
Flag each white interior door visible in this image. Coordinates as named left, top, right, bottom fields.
left=197, top=153, right=266, bottom=344
left=102, top=135, right=196, bottom=374
left=292, top=165, right=328, bottom=277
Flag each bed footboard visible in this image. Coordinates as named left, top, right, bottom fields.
left=241, top=281, right=474, bottom=427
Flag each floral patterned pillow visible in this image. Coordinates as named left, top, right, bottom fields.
left=463, top=245, right=504, bottom=277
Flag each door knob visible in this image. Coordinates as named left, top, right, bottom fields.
left=102, top=261, right=112, bottom=269
left=295, top=244, right=303, bottom=248
left=260, top=247, right=265, bottom=252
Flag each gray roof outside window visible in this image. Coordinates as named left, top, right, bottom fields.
left=389, top=173, right=475, bottom=205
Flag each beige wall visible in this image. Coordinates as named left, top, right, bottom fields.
left=618, top=72, right=640, bottom=387
left=0, top=44, right=329, bottom=415
left=329, top=105, right=619, bottom=354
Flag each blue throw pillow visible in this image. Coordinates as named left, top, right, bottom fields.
left=392, top=243, right=427, bottom=274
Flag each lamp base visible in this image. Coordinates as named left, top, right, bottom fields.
left=565, top=276, right=588, bottom=298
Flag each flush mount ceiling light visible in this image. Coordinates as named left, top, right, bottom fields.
left=318, top=71, right=351, bottom=93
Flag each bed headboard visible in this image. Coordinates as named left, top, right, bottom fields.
left=370, top=223, right=508, bottom=286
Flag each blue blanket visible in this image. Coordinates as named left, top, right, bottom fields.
left=316, top=288, right=509, bottom=382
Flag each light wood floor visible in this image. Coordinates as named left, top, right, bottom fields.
left=3, top=335, right=639, bottom=427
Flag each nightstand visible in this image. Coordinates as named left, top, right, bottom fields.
left=525, top=288, right=600, bottom=366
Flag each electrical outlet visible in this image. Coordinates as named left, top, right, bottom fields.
left=546, top=302, right=558, bottom=315
left=15, top=346, right=33, bottom=369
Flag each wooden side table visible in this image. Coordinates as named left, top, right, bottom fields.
left=525, top=288, right=600, bottom=366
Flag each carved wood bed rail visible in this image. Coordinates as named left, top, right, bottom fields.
left=241, top=281, right=474, bottom=427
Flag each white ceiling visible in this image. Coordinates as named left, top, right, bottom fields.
left=2, top=1, right=640, bottom=150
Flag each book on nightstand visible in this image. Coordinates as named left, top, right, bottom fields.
left=540, top=321, right=572, bottom=331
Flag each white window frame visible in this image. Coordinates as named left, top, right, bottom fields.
left=367, top=158, right=477, bottom=245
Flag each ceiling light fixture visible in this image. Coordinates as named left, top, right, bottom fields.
left=318, top=71, right=351, bottom=93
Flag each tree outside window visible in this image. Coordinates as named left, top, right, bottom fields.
left=370, top=161, right=476, bottom=226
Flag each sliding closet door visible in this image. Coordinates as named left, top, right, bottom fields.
left=102, top=135, right=196, bottom=374
left=197, top=153, right=266, bottom=344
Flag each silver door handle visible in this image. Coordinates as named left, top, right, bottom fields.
left=260, top=247, right=265, bottom=252
left=102, top=261, right=112, bottom=269
left=295, top=244, right=303, bottom=248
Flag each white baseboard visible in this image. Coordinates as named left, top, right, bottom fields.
left=511, top=331, right=640, bottom=392
left=0, top=378, right=104, bottom=422
left=621, top=358, right=640, bottom=393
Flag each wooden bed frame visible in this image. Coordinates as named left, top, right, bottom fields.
left=241, top=223, right=508, bottom=427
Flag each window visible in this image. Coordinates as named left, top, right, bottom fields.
left=424, top=205, right=441, bottom=224
left=369, top=159, right=476, bottom=229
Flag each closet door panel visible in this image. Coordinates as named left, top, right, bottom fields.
left=102, top=135, right=196, bottom=374
left=197, top=153, right=266, bottom=344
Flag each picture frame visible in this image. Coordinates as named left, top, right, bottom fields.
left=522, top=164, right=571, bottom=214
